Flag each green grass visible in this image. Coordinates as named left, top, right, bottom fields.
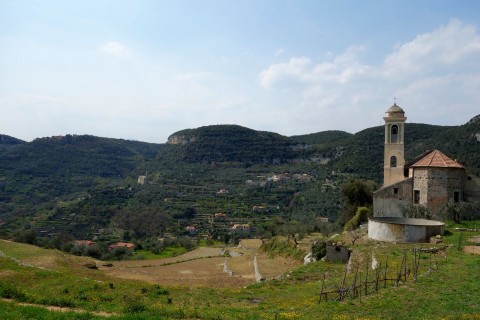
left=133, top=246, right=188, bottom=259
left=1, top=223, right=479, bottom=319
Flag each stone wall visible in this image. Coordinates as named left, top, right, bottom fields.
left=373, top=178, right=412, bottom=217
left=413, top=167, right=465, bottom=214
left=465, top=173, right=480, bottom=202
left=326, top=245, right=351, bottom=263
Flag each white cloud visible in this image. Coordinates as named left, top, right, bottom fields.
left=101, top=41, right=130, bottom=58
left=259, top=57, right=313, bottom=88
left=383, top=19, right=480, bottom=76
left=274, top=48, right=285, bottom=57
left=258, top=19, right=480, bottom=134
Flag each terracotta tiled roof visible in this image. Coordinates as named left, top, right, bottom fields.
left=109, top=242, right=135, bottom=249
left=410, top=150, right=464, bottom=168
left=74, top=240, right=95, bottom=246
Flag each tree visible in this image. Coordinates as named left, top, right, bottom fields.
left=440, top=200, right=480, bottom=223
left=344, top=207, right=371, bottom=231
left=339, top=178, right=376, bottom=226
left=13, top=229, right=37, bottom=245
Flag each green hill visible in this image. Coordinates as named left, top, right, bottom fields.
left=0, top=134, right=25, bottom=146
left=291, top=130, right=352, bottom=145
left=167, top=125, right=300, bottom=163
left=0, top=116, right=479, bottom=242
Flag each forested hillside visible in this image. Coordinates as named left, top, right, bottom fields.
left=0, top=117, right=479, bottom=246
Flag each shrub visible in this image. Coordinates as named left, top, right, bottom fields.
left=40, top=297, right=75, bottom=308
left=344, top=207, right=371, bottom=231
left=311, top=240, right=327, bottom=260
left=0, top=284, right=28, bottom=302
left=123, top=296, right=147, bottom=313
left=152, top=285, right=169, bottom=296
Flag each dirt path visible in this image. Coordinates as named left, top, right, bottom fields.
left=1, top=298, right=115, bottom=317
left=464, top=246, right=480, bottom=255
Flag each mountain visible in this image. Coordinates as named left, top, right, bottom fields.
left=407, top=116, right=480, bottom=175
left=0, top=116, right=478, bottom=241
left=0, top=134, right=25, bottom=146
left=167, top=125, right=300, bottom=164
left=291, top=130, right=352, bottom=145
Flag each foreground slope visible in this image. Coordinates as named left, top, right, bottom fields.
left=0, top=222, right=479, bottom=319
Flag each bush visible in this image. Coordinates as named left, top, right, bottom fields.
left=311, top=240, right=327, bottom=260
left=152, top=285, right=169, bottom=296
left=0, top=284, right=28, bottom=302
left=12, top=229, right=37, bottom=245
left=123, top=296, right=147, bottom=313
left=344, top=207, right=371, bottom=231
left=261, top=237, right=304, bottom=260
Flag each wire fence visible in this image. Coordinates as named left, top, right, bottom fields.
left=319, top=246, right=450, bottom=303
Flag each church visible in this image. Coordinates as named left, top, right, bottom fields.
left=373, top=104, right=480, bottom=218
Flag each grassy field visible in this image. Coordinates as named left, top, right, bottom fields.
left=0, top=221, right=479, bottom=319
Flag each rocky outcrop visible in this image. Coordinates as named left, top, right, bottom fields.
left=167, top=134, right=197, bottom=145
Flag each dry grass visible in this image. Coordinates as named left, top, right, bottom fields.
left=98, top=239, right=301, bottom=287
left=464, top=246, right=480, bottom=255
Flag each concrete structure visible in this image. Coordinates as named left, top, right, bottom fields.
left=368, top=217, right=444, bottom=243
left=326, top=244, right=351, bottom=263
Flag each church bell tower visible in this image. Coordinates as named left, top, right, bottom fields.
left=383, top=103, right=406, bottom=186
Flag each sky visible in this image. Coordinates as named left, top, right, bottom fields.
left=1, top=0, right=480, bottom=143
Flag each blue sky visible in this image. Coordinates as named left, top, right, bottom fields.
left=1, top=0, right=480, bottom=143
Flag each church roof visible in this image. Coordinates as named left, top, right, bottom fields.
left=386, top=103, right=405, bottom=114
left=410, top=150, right=464, bottom=168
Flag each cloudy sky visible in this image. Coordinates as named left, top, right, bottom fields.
left=1, top=1, right=480, bottom=143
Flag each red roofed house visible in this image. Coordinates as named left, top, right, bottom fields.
left=74, top=240, right=95, bottom=247
left=109, top=242, right=135, bottom=250
left=214, top=213, right=227, bottom=219
left=232, top=224, right=250, bottom=231
left=373, top=104, right=480, bottom=218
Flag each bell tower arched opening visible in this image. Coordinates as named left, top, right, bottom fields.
left=390, top=156, right=397, bottom=167
left=391, top=125, right=398, bottom=143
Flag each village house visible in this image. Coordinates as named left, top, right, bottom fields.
left=231, top=224, right=250, bottom=231
left=185, top=226, right=197, bottom=234
left=137, top=175, right=147, bottom=185
left=74, top=240, right=95, bottom=247
left=252, top=205, right=267, bottom=213
left=214, top=212, right=227, bottom=219
left=109, top=242, right=135, bottom=250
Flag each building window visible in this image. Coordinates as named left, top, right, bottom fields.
left=454, top=192, right=460, bottom=203
left=391, top=125, right=399, bottom=143
left=390, top=156, right=397, bottom=167
left=393, top=188, right=399, bottom=195
left=414, top=190, right=420, bottom=204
